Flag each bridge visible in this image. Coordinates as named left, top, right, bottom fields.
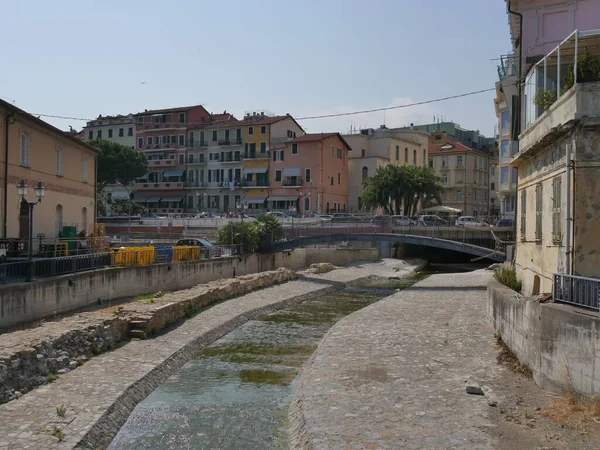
left=267, top=222, right=514, bottom=263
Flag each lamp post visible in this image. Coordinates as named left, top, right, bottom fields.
left=17, top=179, right=46, bottom=282
left=235, top=199, right=248, bottom=252
left=289, top=204, right=296, bottom=239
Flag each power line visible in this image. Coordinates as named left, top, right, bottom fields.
left=26, top=86, right=497, bottom=125
left=295, top=88, right=497, bottom=120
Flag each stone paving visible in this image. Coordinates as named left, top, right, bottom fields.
left=0, top=259, right=420, bottom=449
left=289, top=270, right=505, bottom=450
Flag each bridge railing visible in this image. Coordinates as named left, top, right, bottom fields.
left=275, top=220, right=514, bottom=254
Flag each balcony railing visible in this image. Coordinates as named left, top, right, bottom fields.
left=148, top=159, right=176, bottom=167
left=189, top=141, right=209, bottom=148
left=243, top=152, right=269, bottom=160
left=135, top=181, right=184, bottom=190
left=217, top=138, right=242, bottom=146
left=497, top=53, right=518, bottom=82
left=242, top=181, right=269, bottom=188
left=283, top=178, right=304, bottom=187
left=187, top=157, right=206, bottom=165
left=221, top=154, right=242, bottom=163
left=554, top=273, right=600, bottom=311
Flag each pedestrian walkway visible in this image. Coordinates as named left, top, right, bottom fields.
left=290, top=271, right=508, bottom=449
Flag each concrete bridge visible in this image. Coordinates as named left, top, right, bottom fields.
left=267, top=222, right=513, bottom=263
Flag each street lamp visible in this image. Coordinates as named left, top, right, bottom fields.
left=289, top=204, right=296, bottom=238
left=17, top=179, right=46, bottom=281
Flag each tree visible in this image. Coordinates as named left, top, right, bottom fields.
left=362, top=164, right=443, bottom=215
left=92, top=139, right=148, bottom=192
left=217, top=222, right=259, bottom=252
left=255, top=215, right=284, bottom=249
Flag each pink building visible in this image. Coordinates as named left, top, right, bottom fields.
left=268, top=133, right=351, bottom=215
left=134, top=105, right=212, bottom=214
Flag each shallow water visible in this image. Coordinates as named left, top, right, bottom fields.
left=109, top=285, right=410, bottom=450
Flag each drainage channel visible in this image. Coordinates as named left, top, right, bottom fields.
left=109, top=275, right=427, bottom=450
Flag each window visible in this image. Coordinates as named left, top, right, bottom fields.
left=428, top=159, right=433, bottom=168
left=338, top=173, right=341, bottom=184
left=456, top=190, right=464, bottom=201
left=395, top=146, right=400, bottom=161
left=442, top=174, right=448, bottom=185
left=260, top=142, right=267, bottom=153
left=97, top=130, right=102, bottom=139
left=188, top=154, right=194, bottom=163
left=500, top=167, right=509, bottom=186
left=118, top=128, right=123, bottom=137
left=82, top=159, right=88, bottom=183
left=501, top=140, right=510, bottom=162
left=337, top=148, right=342, bottom=159
left=138, top=137, right=143, bottom=148
left=305, top=168, right=311, bottom=183
left=330, top=177, right=334, bottom=186
left=457, top=155, right=464, bottom=167
left=260, top=125, right=266, bottom=134
left=552, top=177, right=562, bottom=242
left=280, top=150, right=284, bottom=161
left=362, top=166, right=368, bottom=182
left=511, top=167, right=518, bottom=186
left=212, top=130, right=218, bottom=141
left=491, top=182, right=495, bottom=191
left=361, top=149, right=366, bottom=158
left=20, top=132, right=30, bottom=165
left=331, top=145, right=334, bottom=157
left=404, top=148, right=408, bottom=162
left=520, top=190, right=527, bottom=239
left=179, top=134, right=185, bottom=146
left=442, top=156, right=448, bottom=168
left=275, top=170, right=282, bottom=182
left=128, top=127, right=133, bottom=136
left=147, top=137, right=153, bottom=146
left=56, top=148, right=63, bottom=175
left=423, top=149, right=426, bottom=166
left=535, top=183, right=543, bottom=240
left=179, top=112, right=186, bottom=123
left=108, top=129, right=113, bottom=138
left=291, top=143, right=298, bottom=155
left=248, top=126, right=254, bottom=135
left=326, top=201, right=330, bottom=213
left=138, top=116, right=144, bottom=124
left=474, top=157, right=478, bottom=168
left=501, top=111, right=510, bottom=135
left=88, top=130, right=93, bottom=140
left=272, top=151, right=277, bottom=162
left=456, top=172, right=464, bottom=184
left=179, top=154, right=184, bottom=165
left=413, top=150, right=417, bottom=165
left=170, top=135, right=176, bottom=144
left=304, top=196, right=310, bottom=213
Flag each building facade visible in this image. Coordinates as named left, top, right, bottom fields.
left=428, top=138, right=491, bottom=217
left=397, top=122, right=495, bottom=151
left=0, top=99, right=99, bottom=242
left=83, top=114, right=136, bottom=148
left=134, top=105, right=212, bottom=214
left=344, top=128, right=427, bottom=212
left=269, top=133, right=350, bottom=215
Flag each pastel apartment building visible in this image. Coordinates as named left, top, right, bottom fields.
left=269, top=133, right=350, bottom=214
left=134, top=105, right=211, bottom=214
left=0, top=99, right=99, bottom=242
left=501, top=0, right=600, bottom=295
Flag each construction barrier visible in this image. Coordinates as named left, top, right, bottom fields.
left=111, top=246, right=156, bottom=267
left=172, top=246, right=200, bottom=261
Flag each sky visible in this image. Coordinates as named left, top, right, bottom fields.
left=1, top=0, right=511, bottom=137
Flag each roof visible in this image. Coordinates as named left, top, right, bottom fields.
left=189, top=113, right=305, bottom=132
left=136, top=105, right=207, bottom=115
left=292, top=132, right=352, bottom=151
left=210, top=113, right=237, bottom=122
left=428, top=141, right=486, bottom=155
left=0, top=99, right=101, bottom=155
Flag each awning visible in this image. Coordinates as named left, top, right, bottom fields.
left=146, top=196, right=161, bottom=203
left=282, top=167, right=301, bottom=177
left=244, top=167, right=268, bottom=174
left=245, top=195, right=267, bottom=204
left=422, top=205, right=462, bottom=213
left=109, top=190, right=130, bottom=200
left=163, top=168, right=185, bottom=177
left=160, top=196, right=183, bottom=203
left=135, top=196, right=161, bottom=203
left=138, top=173, right=149, bottom=180
left=268, top=195, right=299, bottom=202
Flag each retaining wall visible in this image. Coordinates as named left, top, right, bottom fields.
left=487, top=280, right=600, bottom=396
left=0, top=247, right=378, bottom=329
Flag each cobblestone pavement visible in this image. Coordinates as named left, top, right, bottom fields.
left=0, top=260, right=420, bottom=449
left=290, top=270, right=510, bottom=450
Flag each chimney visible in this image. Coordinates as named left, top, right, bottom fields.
left=410, top=123, right=414, bottom=129
left=223, top=110, right=226, bottom=114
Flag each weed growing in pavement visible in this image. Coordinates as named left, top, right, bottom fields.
left=495, top=334, right=532, bottom=378
left=494, top=267, right=522, bottom=292
left=91, top=345, right=102, bottom=355
left=47, top=371, right=58, bottom=383
left=52, top=426, right=65, bottom=441
left=56, top=405, right=67, bottom=417
left=542, top=392, right=600, bottom=430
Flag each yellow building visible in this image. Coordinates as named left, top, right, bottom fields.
left=0, top=99, right=99, bottom=243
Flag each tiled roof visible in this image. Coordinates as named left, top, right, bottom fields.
left=292, top=132, right=352, bottom=150
left=428, top=141, right=474, bottom=154
left=136, top=105, right=206, bottom=115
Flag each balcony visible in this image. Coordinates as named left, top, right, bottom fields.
left=242, top=181, right=269, bottom=188
left=497, top=53, right=518, bottom=82
left=283, top=178, right=304, bottom=187
left=148, top=159, right=177, bottom=168
left=217, top=138, right=242, bottom=146
left=243, top=152, right=269, bottom=160
left=187, top=157, right=206, bottom=165
left=189, top=141, right=209, bottom=148
left=221, top=154, right=242, bottom=163
left=519, top=29, right=600, bottom=157
left=135, top=181, right=184, bottom=190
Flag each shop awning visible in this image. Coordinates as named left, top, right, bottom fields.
left=268, top=195, right=299, bottom=202
left=109, top=190, right=130, bottom=200
left=245, top=195, right=267, bottom=204
left=134, top=196, right=149, bottom=203
left=244, top=167, right=268, bottom=174
left=163, top=168, right=185, bottom=177
left=160, top=196, right=183, bottom=203
left=135, top=196, right=162, bottom=203
left=282, top=167, right=301, bottom=177
left=146, top=196, right=162, bottom=203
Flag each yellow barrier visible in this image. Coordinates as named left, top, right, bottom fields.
left=172, top=245, right=200, bottom=261
left=111, top=246, right=156, bottom=267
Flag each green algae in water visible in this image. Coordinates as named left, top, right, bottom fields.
left=197, top=343, right=317, bottom=358
left=239, top=368, right=298, bottom=385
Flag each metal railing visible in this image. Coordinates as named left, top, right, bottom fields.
left=553, top=273, right=600, bottom=311
left=0, top=245, right=241, bottom=285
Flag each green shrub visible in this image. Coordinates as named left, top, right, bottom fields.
left=534, top=89, right=558, bottom=110
left=494, top=267, right=522, bottom=292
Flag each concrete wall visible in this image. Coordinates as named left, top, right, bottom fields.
left=0, top=247, right=379, bottom=329
left=488, top=280, right=600, bottom=396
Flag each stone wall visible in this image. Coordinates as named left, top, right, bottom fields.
left=0, top=247, right=379, bottom=329
left=487, top=280, right=600, bottom=396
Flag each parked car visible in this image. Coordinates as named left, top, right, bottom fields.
left=352, top=213, right=371, bottom=221
left=391, top=215, right=416, bottom=226
left=314, top=214, right=333, bottom=222
left=175, top=238, right=221, bottom=258
left=371, top=215, right=392, bottom=226
left=494, top=218, right=515, bottom=228
left=418, top=215, right=448, bottom=227
left=141, top=213, right=167, bottom=219
left=266, top=211, right=289, bottom=219
left=455, top=216, right=488, bottom=227
left=331, top=213, right=355, bottom=223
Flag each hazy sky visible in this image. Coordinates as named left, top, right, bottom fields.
left=1, top=0, right=511, bottom=136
